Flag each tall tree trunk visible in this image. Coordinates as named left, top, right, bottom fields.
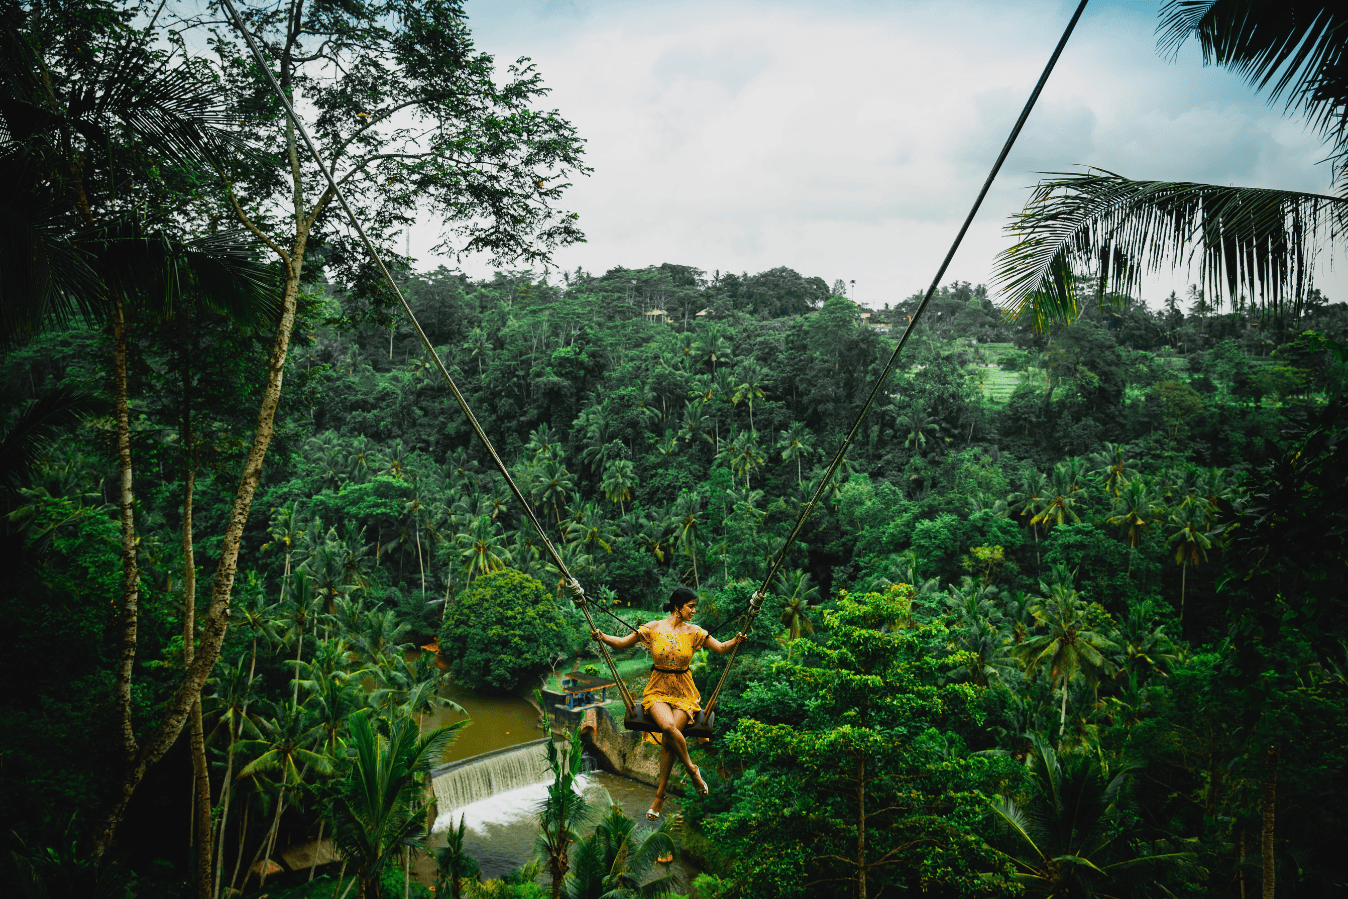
left=213, top=716, right=239, bottom=899
left=259, top=788, right=287, bottom=887
left=1059, top=680, right=1069, bottom=737
left=229, top=791, right=250, bottom=896
left=309, top=818, right=325, bottom=882
left=416, top=526, right=425, bottom=596
left=111, top=293, right=142, bottom=769
left=93, top=230, right=308, bottom=856
left=189, top=700, right=212, bottom=899
left=331, top=860, right=347, bottom=899
left=181, top=350, right=214, bottom=899
left=292, top=622, right=304, bottom=706
left=1239, top=826, right=1248, bottom=899
left=856, top=755, right=867, bottom=899
left=1181, top=561, right=1187, bottom=623
left=1261, top=745, right=1278, bottom=899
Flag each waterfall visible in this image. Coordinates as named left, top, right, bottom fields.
left=432, top=739, right=552, bottom=816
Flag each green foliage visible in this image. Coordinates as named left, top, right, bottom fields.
left=708, top=588, right=1017, bottom=898
left=439, top=569, right=573, bottom=693
left=330, top=710, right=462, bottom=899
left=990, top=734, right=1200, bottom=897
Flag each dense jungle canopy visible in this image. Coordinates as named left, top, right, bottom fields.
left=2, top=1, right=1347, bottom=898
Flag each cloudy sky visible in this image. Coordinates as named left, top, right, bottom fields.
left=416, top=0, right=1343, bottom=309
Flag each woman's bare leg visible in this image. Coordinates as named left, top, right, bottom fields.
left=649, top=703, right=705, bottom=792
left=650, top=747, right=675, bottom=817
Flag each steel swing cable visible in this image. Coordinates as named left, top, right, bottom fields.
left=699, top=0, right=1092, bottom=717
left=216, top=0, right=640, bottom=713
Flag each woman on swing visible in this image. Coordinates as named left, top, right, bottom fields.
left=591, top=586, right=745, bottom=820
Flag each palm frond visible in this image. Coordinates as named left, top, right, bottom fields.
left=994, top=168, right=1347, bottom=330
left=0, top=386, right=100, bottom=496
left=88, top=221, right=278, bottom=324
left=0, top=145, right=101, bottom=346
left=989, top=797, right=1046, bottom=865
left=1159, top=1, right=1348, bottom=156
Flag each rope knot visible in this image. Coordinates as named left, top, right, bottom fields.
left=565, top=578, right=587, bottom=603
left=749, top=590, right=766, bottom=613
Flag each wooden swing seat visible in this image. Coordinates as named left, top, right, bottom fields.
left=623, top=704, right=716, bottom=740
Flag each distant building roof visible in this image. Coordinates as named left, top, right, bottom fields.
left=561, top=671, right=617, bottom=692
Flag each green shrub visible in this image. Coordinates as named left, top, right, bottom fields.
left=439, top=569, right=571, bottom=693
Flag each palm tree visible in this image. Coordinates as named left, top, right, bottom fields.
left=382, top=438, right=410, bottom=481
left=657, top=428, right=680, bottom=459
left=202, top=659, right=261, bottom=899
left=306, top=433, right=348, bottom=492
left=458, top=515, right=511, bottom=586
left=560, top=805, right=679, bottom=899
left=563, top=503, right=618, bottom=564
left=330, top=711, right=463, bottom=899
left=601, top=459, right=638, bottom=517
left=264, top=501, right=306, bottom=601
left=577, top=401, right=616, bottom=474
left=950, top=616, right=1017, bottom=688
left=347, top=436, right=381, bottom=485
left=775, top=569, right=819, bottom=659
left=282, top=570, right=326, bottom=705
left=1106, top=478, right=1160, bottom=551
left=400, top=494, right=430, bottom=596
left=306, top=540, right=354, bottom=618
left=1029, top=463, right=1087, bottom=532
left=990, top=734, right=1199, bottom=897
left=777, top=422, right=815, bottom=486
left=901, top=402, right=940, bottom=452
left=466, top=327, right=489, bottom=374
left=292, top=644, right=367, bottom=754
left=525, top=423, right=564, bottom=462
left=539, top=727, right=590, bottom=899
left=672, top=492, right=704, bottom=588
left=235, top=587, right=284, bottom=682
left=435, top=815, right=481, bottom=899
left=355, top=607, right=414, bottom=671
left=332, top=522, right=377, bottom=594
left=1168, top=502, right=1214, bottom=623
left=443, top=447, right=482, bottom=492
left=732, top=359, right=771, bottom=434
left=724, top=429, right=765, bottom=489
left=1089, top=442, right=1138, bottom=496
left=992, top=4, right=1348, bottom=333
left=1014, top=579, right=1118, bottom=737
left=1009, top=471, right=1050, bottom=540
left=531, top=457, right=578, bottom=524
left=677, top=400, right=714, bottom=450
left=236, top=701, right=331, bottom=887
left=1110, top=606, right=1180, bottom=683
left=697, top=323, right=732, bottom=373
left=636, top=508, right=676, bottom=567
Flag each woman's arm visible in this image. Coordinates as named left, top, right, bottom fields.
left=705, top=632, right=746, bottom=654
left=592, top=629, right=642, bottom=650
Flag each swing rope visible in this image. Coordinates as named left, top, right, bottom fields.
left=217, top=0, right=640, bottom=714
left=697, top=0, right=1091, bottom=718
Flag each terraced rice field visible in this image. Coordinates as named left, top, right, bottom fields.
left=976, top=366, right=1026, bottom=402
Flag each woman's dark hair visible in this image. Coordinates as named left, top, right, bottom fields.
left=664, top=586, right=698, bottom=614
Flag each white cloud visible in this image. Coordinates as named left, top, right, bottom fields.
left=406, top=0, right=1344, bottom=308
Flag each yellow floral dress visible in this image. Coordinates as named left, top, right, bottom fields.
left=637, top=624, right=707, bottom=744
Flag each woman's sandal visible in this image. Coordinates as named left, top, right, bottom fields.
left=689, top=765, right=709, bottom=797
left=646, top=791, right=666, bottom=821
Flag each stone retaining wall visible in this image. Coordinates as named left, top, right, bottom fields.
left=541, top=689, right=662, bottom=786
